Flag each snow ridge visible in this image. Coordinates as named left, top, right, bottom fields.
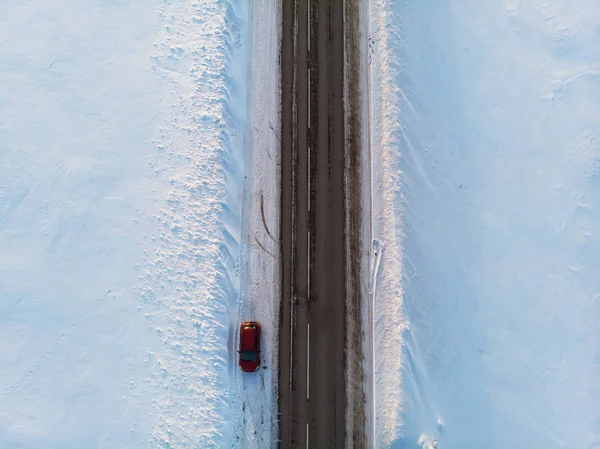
left=368, top=0, right=410, bottom=447
left=139, top=1, right=248, bottom=447
left=370, top=0, right=600, bottom=448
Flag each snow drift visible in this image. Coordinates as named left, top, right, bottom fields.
left=369, top=0, right=600, bottom=448
left=0, top=0, right=253, bottom=447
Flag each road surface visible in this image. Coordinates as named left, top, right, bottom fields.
left=279, top=0, right=366, bottom=447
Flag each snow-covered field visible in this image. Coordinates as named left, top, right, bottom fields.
left=370, top=0, right=600, bottom=448
left=5, top=0, right=597, bottom=447
left=0, top=0, right=275, bottom=447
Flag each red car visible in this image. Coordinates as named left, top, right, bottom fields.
left=239, top=321, right=261, bottom=372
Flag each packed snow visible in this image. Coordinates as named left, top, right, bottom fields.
left=369, top=0, right=600, bottom=448
left=0, top=0, right=278, bottom=447
left=231, top=0, right=281, bottom=448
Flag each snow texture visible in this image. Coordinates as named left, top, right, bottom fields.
left=368, top=0, right=408, bottom=446
left=231, top=0, right=281, bottom=448
left=357, top=0, right=377, bottom=447
left=369, top=0, right=600, bottom=448
left=0, top=0, right=256, bottom=447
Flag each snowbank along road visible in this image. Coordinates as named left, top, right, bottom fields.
left=279, top=0, right=366, bottom=447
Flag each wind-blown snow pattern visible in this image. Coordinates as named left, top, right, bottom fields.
left=370, top=0, right=600, bottom=448
left=368, top=0, right=409, bottom=446
left=141, top=0, right=250, bottom=447
left=0, top=0, right=251, bottom=447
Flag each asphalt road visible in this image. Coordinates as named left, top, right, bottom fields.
left=279, top=0, right=365, bottom=447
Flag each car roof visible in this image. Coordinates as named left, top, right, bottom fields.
left=241, top=326, right=256, bottom=350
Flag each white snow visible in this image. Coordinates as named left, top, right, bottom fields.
left=369, top=0, right=600, bottom=448
left=232, top=0, right=281, bottom=448
left=367, top=0, right=409, bottom=445
left=358, top=0, right=377, bottom=447
left=0, top=0, right=255, bottom=447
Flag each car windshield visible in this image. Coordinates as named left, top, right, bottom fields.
left=241, top=350, right=257, bottom=362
